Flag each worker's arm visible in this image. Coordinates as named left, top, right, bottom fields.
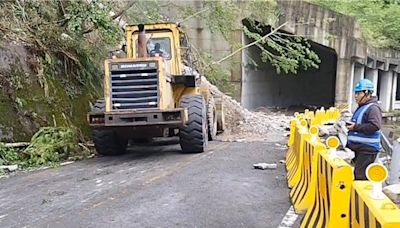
left=353, top=105, right=382, bottom=134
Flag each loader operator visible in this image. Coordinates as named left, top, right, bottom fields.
left=150, top=43, right=164, bottom=57
left=346, top=79, right=382, bottom=180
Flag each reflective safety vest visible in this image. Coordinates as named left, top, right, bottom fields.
left=347, top=103, right=381, bottom=151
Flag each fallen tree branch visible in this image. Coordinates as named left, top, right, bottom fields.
left=58, top=0, right=65, bottom=16
left=4, top=142, right=30, bottom=148
left=178, top=7, right=210, bottom=24
left=57, top=49, right=80, bottom=64
left=211, top=22, right=288, bottom=66
left=111, top=1, right=137, bottom=20
left=82, top=0, right=137, bottom=35
left=254, top=42, right=279, bottom=59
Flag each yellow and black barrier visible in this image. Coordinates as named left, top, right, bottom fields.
left=290, top=126, right=325, bottom=214
left=300, top=137, right=353, bottom=228
left=286, top=119, right=302, bottom=172
left=285, top=107, right=400, bottom=227
left=287, top=119, right=297, bottom=148
left=351, top=163, right=400, bottom=228
left=311, top=109, right=324, bottom=126
left=286, top=119, right=308, bottom=188
left=285, top=119, right=298, bottom=172
left=351, top=182, right=400, bottom=228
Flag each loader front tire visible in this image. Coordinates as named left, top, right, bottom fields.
left=92, top=129, right=127, bottom=156
left=90, top=99, right=127, bottom=156
left=179, top=95, right=208, bottom=153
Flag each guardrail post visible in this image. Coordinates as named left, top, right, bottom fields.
left=389, top=138, right=400, bottom=184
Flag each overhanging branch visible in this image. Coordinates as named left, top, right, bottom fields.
left=82, top=0, right=137, bottom=35
left=211, top=22, right=288, bottom=66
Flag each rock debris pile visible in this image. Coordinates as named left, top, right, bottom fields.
left=203, top=78, right=291, bottom=142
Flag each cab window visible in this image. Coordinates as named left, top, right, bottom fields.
left=135, top=37, right=171, bottom=59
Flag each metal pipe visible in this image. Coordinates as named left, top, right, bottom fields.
left=388, top=138, right=400, bottom=184
left=138, top=24, right=147, bottom=58
left=381, top=132, right=393, bottom=154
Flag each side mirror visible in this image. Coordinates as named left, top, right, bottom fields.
left=121, top=44, right=127, bottom=53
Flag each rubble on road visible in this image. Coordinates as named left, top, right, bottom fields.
left=203, top=78, right=291, bottom=142
left=253, top=163, right=278, bottom=170
left=0, top=164, right=18, bottom=172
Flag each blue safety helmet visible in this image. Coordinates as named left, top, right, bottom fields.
left=354, top=79, right=374, bottom=93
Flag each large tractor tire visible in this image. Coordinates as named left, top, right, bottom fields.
left=92, top=129, right=128, bottom=156
left=179, top=95, right=208, bottom=153
left=214, top=96, right=225, bottom=132
left=91, top=99, right=128, bottom=156
left=207, top=96, right=217, bottom=141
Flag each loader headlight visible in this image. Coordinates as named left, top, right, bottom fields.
left=90, top=116, right=105, bottom=124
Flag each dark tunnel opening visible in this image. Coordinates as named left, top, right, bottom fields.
left=241, top=19, right=337, bottom=112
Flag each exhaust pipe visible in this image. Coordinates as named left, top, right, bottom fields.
left=138, top=24, right=147, bottom=58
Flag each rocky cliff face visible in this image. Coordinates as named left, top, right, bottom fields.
left=0, top=43, right=97, bottom=142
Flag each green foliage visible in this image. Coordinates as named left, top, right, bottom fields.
left=0, top=127, right=91, bottom=171
left=22, top=127, right=81, bottom=167
left=64, top=1, right=122, bottom=44
left=312, top=0, right=400, bottom=49
left=199, top=52, right=234, bottom=93
left=241, top=0, right=321, bottom=74
left=174, top=0, right=320, bottom=75
left=125, top=0, right=165, bottom=24
left=0, top=0, right=119, bottom=142
left=243, top=22, right=320, bottom=74
left=246, top=0, right=278, bottom=26
left=202, top=1, right=239, bottom=40
left=0, top=144, right=21, bottom=166
left=0, top=0, right=121, bottom=90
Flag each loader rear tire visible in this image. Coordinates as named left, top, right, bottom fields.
left=215, top=96, right=225, bottom=132
left=179, top=95, right=208, bottom=153
left=207, top=96, right=217, bottom=141
left=90, top=98, right=127, bottom=156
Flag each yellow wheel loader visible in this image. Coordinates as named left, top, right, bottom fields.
left=88, top=23, right=224, bottom=155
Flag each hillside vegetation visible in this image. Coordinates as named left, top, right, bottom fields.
left=312, top=0, right=400, bottom=49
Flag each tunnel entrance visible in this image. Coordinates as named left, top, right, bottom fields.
left=241, top=20, right=337, bottom=111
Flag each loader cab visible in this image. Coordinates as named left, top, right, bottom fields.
left=147, top=38, right=171, bottom=59
left=125, top=23, right=183, bottom=76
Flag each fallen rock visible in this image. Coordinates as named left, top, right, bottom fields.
left=202, top=77, right=292, bottom=142
left=0, top=164, right=18, bottom=172
left=60, top=161, right=75, bottom=166
left=235, top=139, right=245, bottom=143
left=253, top=163, right=277, bottom=170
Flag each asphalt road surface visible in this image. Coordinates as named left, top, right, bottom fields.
left=0, top=137, right=291, bottom=228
